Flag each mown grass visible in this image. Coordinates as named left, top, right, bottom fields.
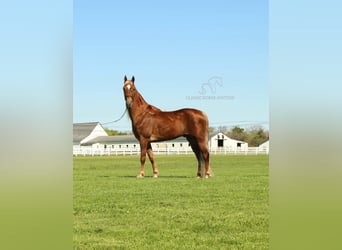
left=74, top=155, right=269, bottom=249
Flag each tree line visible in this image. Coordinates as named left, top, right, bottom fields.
left=105, top=126, right=269, bottom=147
left=104, top=128, right=131, bottom=136
left=210, top=126, right=269, bottom=147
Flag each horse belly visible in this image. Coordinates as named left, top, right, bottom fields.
left=150, top=119, right=186, bottom=141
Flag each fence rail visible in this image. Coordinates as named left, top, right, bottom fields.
left=73, top=147, right=268, bottom=156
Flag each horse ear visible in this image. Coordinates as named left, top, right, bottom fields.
left=131, top=76, right=135, bottom=83
left=124, top=75, right=127, bottom=82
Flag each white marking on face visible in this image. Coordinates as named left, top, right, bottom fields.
left=126, top=84, right=131, bottom=90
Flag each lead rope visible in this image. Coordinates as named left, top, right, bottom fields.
left=101, top=108, right=128, bottom=125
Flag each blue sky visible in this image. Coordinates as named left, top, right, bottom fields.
left=1, top=2, right=342, bottom=248
left=74, top=0, right=268, bottom=131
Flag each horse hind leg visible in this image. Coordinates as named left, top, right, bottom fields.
left=198, top=141, right=211, bottom=178
left=195, top=148, right=204, bottom=178
left=147, top=142, right=158, bottom=178
left=186, top=136, right=203, bottom=178
left=197, top=152, right=206, bottom=178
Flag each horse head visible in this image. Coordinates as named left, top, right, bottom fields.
left=123, top=75, right=136, bottom=108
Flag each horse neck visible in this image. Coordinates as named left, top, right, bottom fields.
left=128, top=90, right=149, bottom=120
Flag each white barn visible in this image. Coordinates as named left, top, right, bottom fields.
left=258, top=140, right=269, bottom=154
left=73, top=123, right=265, bottom=155
left=81, top=135, right=192, bottom=155
left=73, top=122, right=192, bottom=155
left=73, top=122, right=107, bottom=145
left=73, top=122, right=108, bottom=155
left=209, top=132, right=248, bottom=152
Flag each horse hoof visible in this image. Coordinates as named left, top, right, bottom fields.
left=153, top=174, right=158, bottom=178
left=136, top=175, right=144, bottom=178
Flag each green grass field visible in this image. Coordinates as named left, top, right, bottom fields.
left=74, top=154, right=269, bottom=249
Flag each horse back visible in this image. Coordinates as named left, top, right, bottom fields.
left=166, top=108, right=209, bottom=135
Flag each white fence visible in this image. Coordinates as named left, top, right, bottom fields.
left=73, top=146, right=268, bottom=156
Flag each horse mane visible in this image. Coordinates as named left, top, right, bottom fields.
left=135, top=89, right=161, bottom=113
left=134, top=89, right=147, bottom=106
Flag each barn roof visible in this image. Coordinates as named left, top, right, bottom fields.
left=73, top=122, right=102, bottom=144
left=82, top=135, right=138, bottom=145
left=209, top=131, right=229, bottom=138
left=258, top=140, right=269, bottom=147
left=209, top=132, right=248, bottom=144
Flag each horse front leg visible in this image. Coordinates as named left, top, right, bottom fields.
left=137, top=140, right=148, bottom=178
left=147, top=142, right=158, bottom=178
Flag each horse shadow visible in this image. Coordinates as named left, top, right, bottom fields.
left=119, top=175, right=192, bottom=179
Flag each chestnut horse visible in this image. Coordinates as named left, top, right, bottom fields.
left=123, top=75, right=211, bottom=178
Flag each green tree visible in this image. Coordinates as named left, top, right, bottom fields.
left=246, top=127, right=269, bottom=147
left=225, top=126, right=269, bottom=146
left=226, top=126, right=247, bottom=142
left=104, top=128, right=131, bottom=136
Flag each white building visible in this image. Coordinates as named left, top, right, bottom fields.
left=209, top=132, right=248, bottom=152
left=73, top=122, right=107, bottom=145
left=258, top=140, right=269, bottom=154
left=73, top=122, right=108, bottom=155
left=81, top=135, right=192, bottom=155
left=73, top=123, right=266, bottom=155
left=73, top=122, right=192, bottom=155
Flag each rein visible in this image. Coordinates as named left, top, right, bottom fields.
left=102, top=108, right=127, bottom=125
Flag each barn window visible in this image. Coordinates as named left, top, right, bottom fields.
left=133, top=144, right=136, bottom=148
left=218, top=139, right=223, bottom=147
left=237, top=143, right=242, bottom=147
left=172, top=143, right=175, bottom=147
left=126, top=145, right=129, bottom=148
left=180, top=143, right=183, bottom=147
